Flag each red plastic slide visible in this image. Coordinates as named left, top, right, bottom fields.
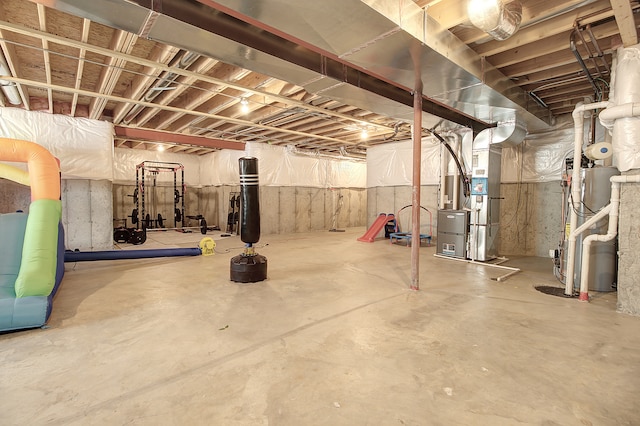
left=357, top=213, right=393, bottom=242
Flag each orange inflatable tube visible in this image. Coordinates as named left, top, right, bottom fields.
left=0, top=138, right=60, bottom=200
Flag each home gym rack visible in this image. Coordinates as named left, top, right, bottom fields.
left=135, top=161, right=185, bottom=231
left=115, top=161, right=209, bottom=244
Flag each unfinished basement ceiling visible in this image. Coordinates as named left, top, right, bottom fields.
left=0, top=0, right=638, bottom=155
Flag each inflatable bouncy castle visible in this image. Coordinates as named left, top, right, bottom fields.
left=0, top=138, right=64, bottom=332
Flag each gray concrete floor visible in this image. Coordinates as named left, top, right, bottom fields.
left=1, top=228, right=639, bottom=425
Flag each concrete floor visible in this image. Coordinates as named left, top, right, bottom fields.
left=1, top=228, right=639, bottom=425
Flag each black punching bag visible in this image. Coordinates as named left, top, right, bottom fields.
left=239, top=157, right=260, bottom=244
left=230, top=157, right=267, bottom=283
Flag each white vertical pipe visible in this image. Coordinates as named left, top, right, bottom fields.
left=566, top=101, right=610, bottom=296
left=440, top=143, right=447, bottom=209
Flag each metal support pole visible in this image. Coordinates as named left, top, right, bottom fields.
left=411, top=81, right=423, bottom=291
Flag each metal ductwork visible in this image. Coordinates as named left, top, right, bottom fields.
left=472, top=119, right=526, bottom=149
left=468, top=0, right=523, bottom=41
left=27, top=0, right=550, bottom=132
left=0, top=51, right=21, bottom=105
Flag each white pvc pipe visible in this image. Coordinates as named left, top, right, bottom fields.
left=571, top=203, right=612, bottom=240
left=433, top=254, right=521, bottom=281
left=566, top=101, right=611, bottom=296
left=599, top=102, right=640, bottom=128
left=578, top=175, right=640, bottom=301
left=440, top=143, right=447, bottom=209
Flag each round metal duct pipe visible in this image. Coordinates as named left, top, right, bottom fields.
left=467, top=0, right=522, bottom=41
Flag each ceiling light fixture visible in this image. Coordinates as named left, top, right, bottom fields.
left=360, top=128, right=368, bottom=140
left=240, top=98, right=250, bottom=114
left=157, top=144, right=165, bottom=152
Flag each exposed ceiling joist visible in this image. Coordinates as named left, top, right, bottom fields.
left=610, top=0, right=639, bottom=46
left=0, top=0, right=635, bottom=155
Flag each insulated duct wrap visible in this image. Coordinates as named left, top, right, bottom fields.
left=468, top=0, right=522, bottom=41
left=606, top=43, right=640, bottom=172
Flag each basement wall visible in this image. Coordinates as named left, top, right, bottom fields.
left=0, top=108, right=113, bottom=250
left=617, top=174, right=640, bottom=316
left=365, top=118, right=580, bottom=257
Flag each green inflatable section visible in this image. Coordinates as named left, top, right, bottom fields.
left=15, top=199, right=62, bottom=298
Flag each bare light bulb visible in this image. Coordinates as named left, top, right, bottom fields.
left=360, top=129, right=368, bottom=140
left=240, top=98, right=250, bottom=114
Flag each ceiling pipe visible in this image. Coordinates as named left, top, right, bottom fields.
left=468, top=0, right=522, bottom=41
left=122, top=50, right=200, bottom=124
left=0, top=51, right=22, bottom=105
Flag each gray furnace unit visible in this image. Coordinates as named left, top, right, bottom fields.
left=437, top=210, right=469, bottom=258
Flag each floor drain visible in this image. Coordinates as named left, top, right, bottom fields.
left=535, top=285, right=576, bottom=298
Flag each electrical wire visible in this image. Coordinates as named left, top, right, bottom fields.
left=428, top=129, right=471, bottom=197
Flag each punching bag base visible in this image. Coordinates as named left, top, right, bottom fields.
left=230, top=253, right=267, bottom=283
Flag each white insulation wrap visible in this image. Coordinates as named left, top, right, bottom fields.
left=201, top=142, right=366, bottom=188
left=0, top=107, right=113, bottom=180
left=608, top=43, right=640, bottom=172
left=113, top=148, right=201, bottom=185
left=367, top=137, right=442, bottom=187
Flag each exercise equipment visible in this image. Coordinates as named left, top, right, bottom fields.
left=135, top=161, right=184, bottom=231
left=230, top=157, right=267, bottom=283
left=226, top=191, right=240, bottom=234
left=389, top=205, right=433, bottom=247
left=121, top=161, right=212, bottom=240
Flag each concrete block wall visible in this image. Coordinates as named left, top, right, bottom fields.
left=366, top=182, right=562, bottom=256
left=1, top=179, right=112, bottom=251
left=197, top=185, right=366, bottom=235
left=617, top=176, right=640, bottom=316
left=113, top=184, right=367, bottom=235
left=62, top=180, right=113, bottom=251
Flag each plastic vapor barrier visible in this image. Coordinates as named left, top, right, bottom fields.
left=368, top=116, right=606, bottom=187
left=0, top=107, right=113, bottom=180
left=367, top=137, right=447, bottom=187
left=200, top=142, right=366, bottom=188
left=113, top=148, right=201, bottom=186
